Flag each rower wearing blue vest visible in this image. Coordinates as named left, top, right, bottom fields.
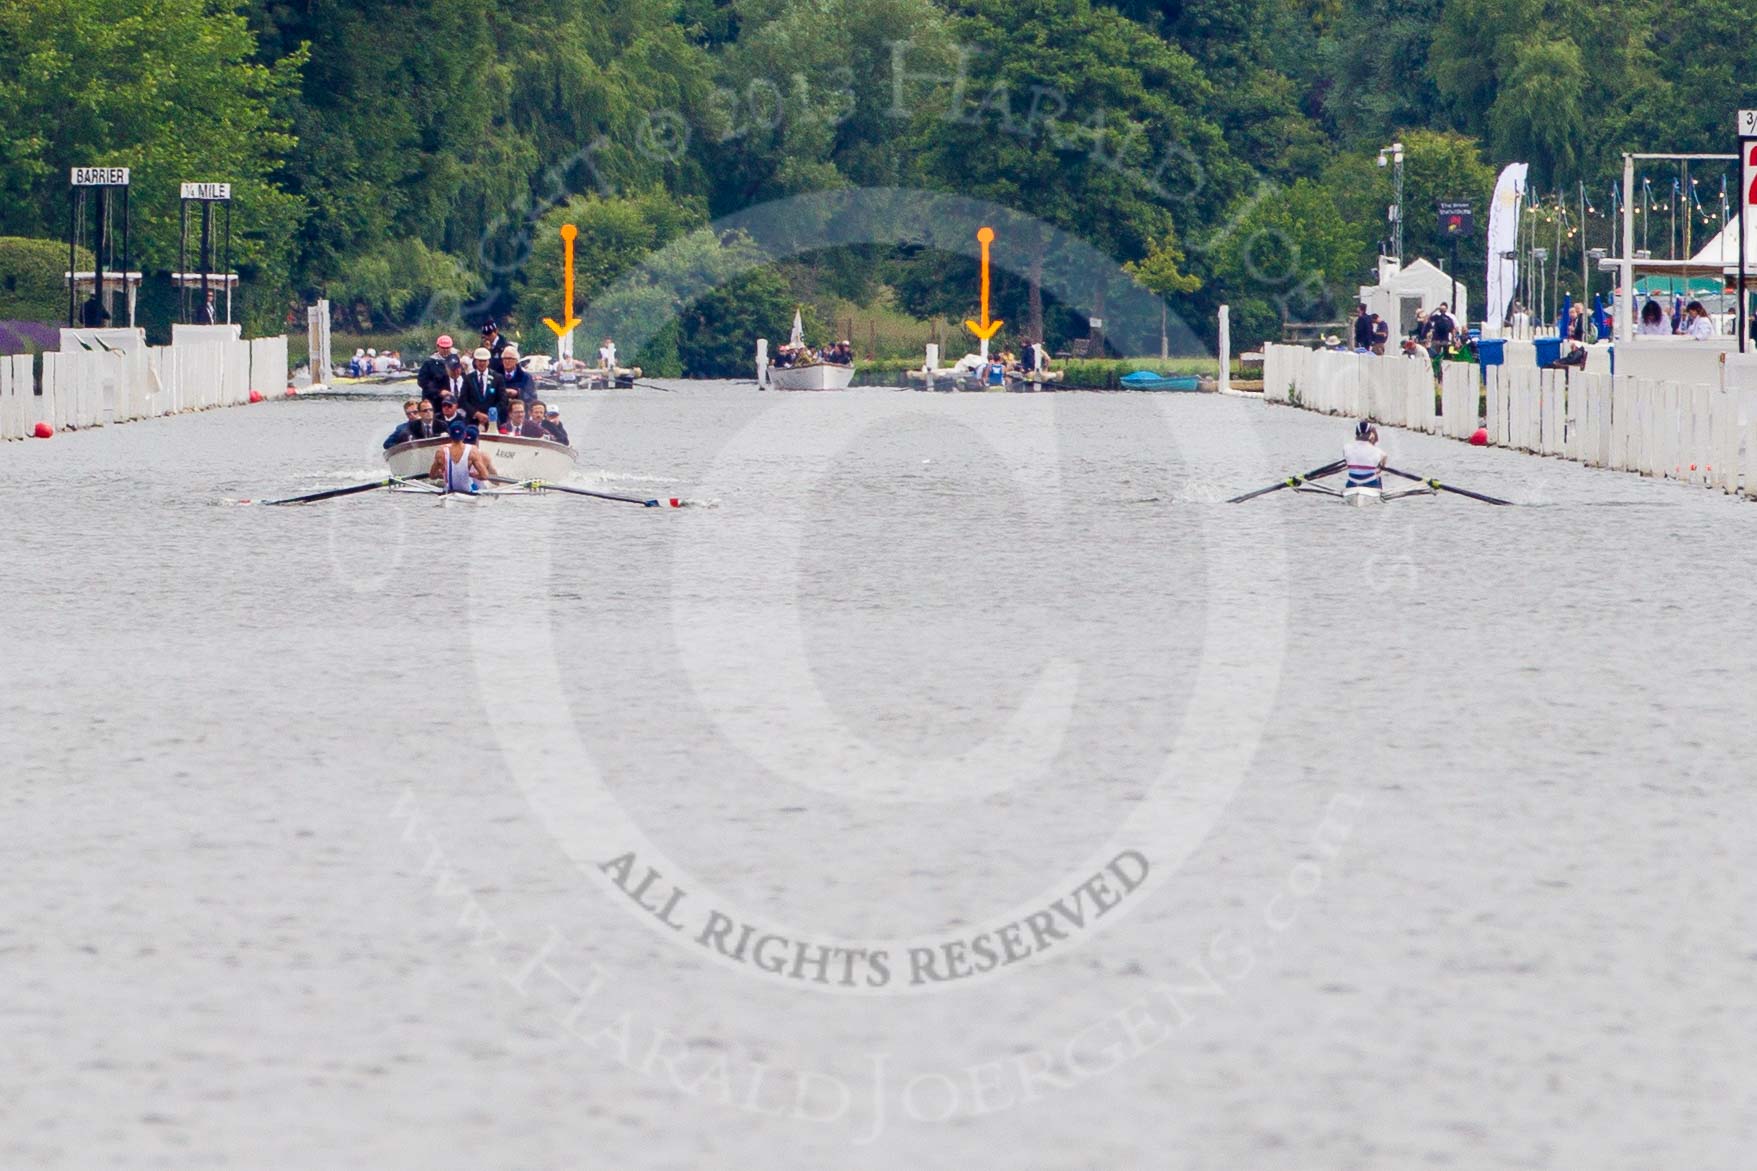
left=1344, top=421, right=1387, bottom=489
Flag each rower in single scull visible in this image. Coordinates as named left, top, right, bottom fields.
left=1344, top=421, right=1387, bottom=490
left=428, top=424, right=502, bottom=494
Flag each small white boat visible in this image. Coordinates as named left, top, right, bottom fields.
left=1341, top=484, right=1384, bottom=507
left=383, top=433, right=579, bottom=483
left=769, top=362, right=855, bottom=392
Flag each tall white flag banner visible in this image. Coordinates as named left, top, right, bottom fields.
left=1484, top=163, right=1528, bottom=338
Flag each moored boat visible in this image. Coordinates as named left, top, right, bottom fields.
left=383, top=432, right=579, bottom=483
left=1119, top=371, right=1202, bottom=392
left=769, top=362, right=856, bottom=391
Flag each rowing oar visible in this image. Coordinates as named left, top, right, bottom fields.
left=254, top=474, right=428, bottom=506
left=1384, top=466, right=1514, bottom=506
left=1227, top=460, right=1346, bottom=504
left=486, top=475, right=676, bottom=508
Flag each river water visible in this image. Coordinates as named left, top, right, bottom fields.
left=4, top=383, right=1756, bottom=1170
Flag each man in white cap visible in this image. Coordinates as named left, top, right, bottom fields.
left=462, top=347, right=507, bottom=427
left=494, top=343, right=535, bottom=408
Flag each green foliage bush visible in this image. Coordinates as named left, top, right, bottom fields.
left=0, top=238, right=92, bottom=322
left=330, top=240, right=481, bottom=330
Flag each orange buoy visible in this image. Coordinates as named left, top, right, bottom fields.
left=31, top=422, right=53, bottom=439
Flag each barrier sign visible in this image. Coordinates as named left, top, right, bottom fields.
left=180, top=182, right=232, bottom=201
left=72, top=167, right=130, bottom=186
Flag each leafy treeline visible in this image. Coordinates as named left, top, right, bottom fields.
left=3, top=0, right=1754, bottom=362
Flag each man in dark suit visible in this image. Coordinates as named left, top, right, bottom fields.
left=493, top=345, right=535, bottom=407
left=1351, top=303, right=1373, bottom=350
left=406, top=400, right=442, bottom=440
left=383, top=399, right=421, bottom=449
left=533, top=402, right=570, bottom=446
left=434, top=395, right=468, bottom=436
left=462, top=347, right=508, bottom=427
left=440, top=354, right=467, bottom=406
left=417, top=334, right=459, bottom=409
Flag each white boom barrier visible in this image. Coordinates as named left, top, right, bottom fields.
left=2, top=332, right=287, bottom=440
left=1262, top=343, right=1756, bottom=499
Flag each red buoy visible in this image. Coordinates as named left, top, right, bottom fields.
left=248, top=389, right=265, bottom=404
left=31, top=422, right=53, bottom=439
left=283, top=386, right=298, bottom=398
left=1469, top=428, right=1489, bottom=447
left=670, top=499, right=682, bottom=509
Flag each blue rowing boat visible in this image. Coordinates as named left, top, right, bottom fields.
left=1119, top=371, right=1201, bottom=392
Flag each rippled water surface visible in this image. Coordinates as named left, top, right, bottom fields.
left=4, top=383, right=1756, bottom=1170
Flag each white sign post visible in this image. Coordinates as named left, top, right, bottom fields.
left=1739, top=112, right=1757, bottom=351
left=71, top=167, right=129, bottom=187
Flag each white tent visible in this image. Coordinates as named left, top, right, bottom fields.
left=1687, top=209, right=1757, bottom=267
left=1359, top=258, right=1468, bottom=336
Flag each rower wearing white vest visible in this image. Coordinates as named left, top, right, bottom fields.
left=1343, top=420, right=1387, bottom=489
left=428, top=424, right=499, bottom=494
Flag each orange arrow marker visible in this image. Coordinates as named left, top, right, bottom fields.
left=964, top=227, right=1004, bottom=342
left=543, top=224, right=583, bottom=338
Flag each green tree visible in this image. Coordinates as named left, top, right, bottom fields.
left=1207, top=176, right=1374, bottom=345
left=1314, top=0, right=1445, bottom=146
left=1486, top=39, right=1588, bottom=186
left=0, top=0, right=305, bottom=328
left=514, top=189, right=707, bottom=330
left=677, top=265, right=796, bottom=375
left=903, top=0, right=1244, bottom=346
left=0, top=238, right=94, bottom=321
left=330, top=240, right=481, bottom=329
left=702, top=0, right=956, bottom=212
left=1127, top=236, right=1203, bottom=298
left=1398, top=130, right=1496, bottom=311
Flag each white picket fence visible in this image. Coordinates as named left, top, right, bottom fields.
left=1263, top=344, right=1757, bottom=497
left=0, top=334, right=287, bottom=440
left=1262, top=347, right=1482, bottom=440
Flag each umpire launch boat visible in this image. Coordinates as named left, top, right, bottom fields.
left=383, top=432, right=579, bottom=483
